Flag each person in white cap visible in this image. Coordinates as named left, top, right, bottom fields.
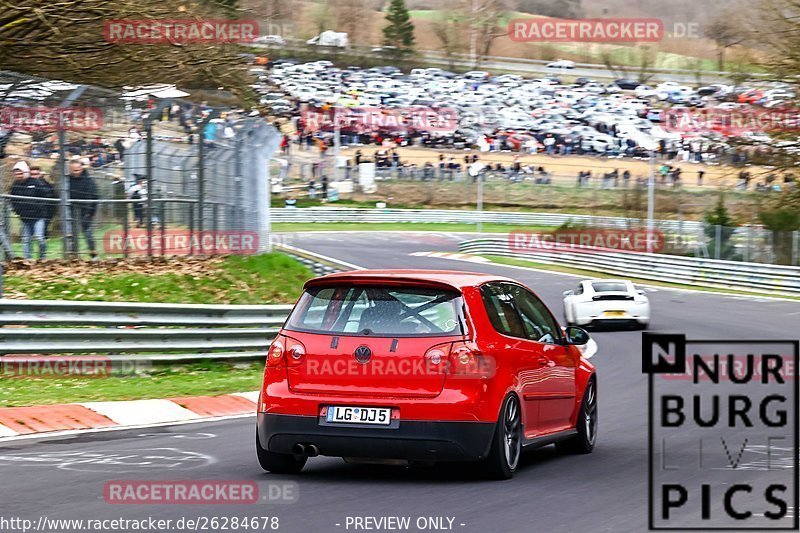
left=9, top=160, right=52, bottom=259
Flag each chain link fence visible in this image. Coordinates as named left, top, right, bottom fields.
left=0, top=71, right=280, bottom=261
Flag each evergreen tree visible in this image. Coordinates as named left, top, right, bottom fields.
left=704, top=195, right=738, bottom=260
left=382, top=0, right=415, bottom=53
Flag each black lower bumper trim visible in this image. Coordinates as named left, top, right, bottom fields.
left=257, top=413, right=495, bottom=462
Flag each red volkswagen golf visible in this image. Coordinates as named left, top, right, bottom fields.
left=256, top=270, right=598, bottom=478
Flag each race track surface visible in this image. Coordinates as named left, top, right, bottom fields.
left=2, top=232, right=798, bottom=533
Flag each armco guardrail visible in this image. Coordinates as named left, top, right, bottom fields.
left=0, top=300, right=292, bottom=362
left=272, top=208, right=701, bottom=234
left=0, top=245, right=356, bottom=363
left=459, top=238, right=800, bottom=296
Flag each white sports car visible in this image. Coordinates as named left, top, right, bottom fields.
left=563, top=279, right=650, bottom=329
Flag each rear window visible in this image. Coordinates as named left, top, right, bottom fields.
left=285, top=285, right=463, bottom=337
left=591, top=282, right=628, bottom=293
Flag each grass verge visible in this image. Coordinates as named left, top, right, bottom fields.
left=3, top=253, right=311, bottom=304
left=481, top=255, right=800, bottom=301
left=0, top=254, right=310, bottom=408
left=0, top=361, right=263, bottom=408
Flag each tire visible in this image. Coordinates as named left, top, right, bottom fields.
left=481, top=394, right=522, bottom=480
left=556, top=378, right=597, bottom=455
left=256, top=429, right=307, bottom=474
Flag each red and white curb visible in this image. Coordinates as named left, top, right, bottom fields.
left=0, top=391, right=259, bottom=440
left=409, top=251, right=490, bottom=263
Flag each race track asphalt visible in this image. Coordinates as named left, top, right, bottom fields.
left=2, top=232, right=798, bottom=533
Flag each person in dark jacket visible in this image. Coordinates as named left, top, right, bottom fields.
left=68, top=159, right=99, bottom=259
left=9, top=161, right=54, bottom=259
left=30, top=166, right=57, bottom=233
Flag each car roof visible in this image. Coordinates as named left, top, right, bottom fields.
left=305, top=270, right=515, bottom=291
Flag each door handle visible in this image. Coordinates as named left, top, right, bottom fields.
left=538, top=357, right=550, bottom=367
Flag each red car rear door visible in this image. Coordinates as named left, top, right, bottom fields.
left=503, top=283, right=577, bottom=435
left=478, top=283, right=544, bottom=439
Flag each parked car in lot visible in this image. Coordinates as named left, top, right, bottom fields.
left=257, top=270, right=598, bottom=479
left=255, top=58, right=775, bottom=157
left=615, top=78, right=640, bottom=90
left=563, top=279, right=650, bottom=329
left=547, top=60, right=575, bottom=69
left=253, top=35, right=286, bottom=46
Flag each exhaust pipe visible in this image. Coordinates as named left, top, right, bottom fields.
left=292, top=443, right=320, bottom=457
left=306, top=444, right=320, bottom=457
left=292, top=443, right=307, bottom=456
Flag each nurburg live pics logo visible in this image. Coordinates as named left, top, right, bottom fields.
left=642, top=333, right=799, bottom=530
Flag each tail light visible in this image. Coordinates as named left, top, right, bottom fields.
left=285, top=339, right=306, bottom=367
left=424, top=343, right=451, bottom=374
left=266, top=336, right=285, bottom=367
left=448, top=341, right=495, bottom=379
left=267, top=334, right=306, bottom=367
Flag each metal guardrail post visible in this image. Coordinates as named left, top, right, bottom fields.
left=198, top=124, right=206, bottom=254
left=145, top=118, right=154, bottom=259
left=160, top=200, right=166, bottom=256
left=212, top=203, right=219, bottom=255
left=122, top=198, right=129, bottom=259
left=188, top=205, right=195, bottom=256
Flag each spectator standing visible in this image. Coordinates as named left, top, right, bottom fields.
left=697, top=170, right=705, bottom=187
left=128, top=176, right=147, bottom=228
left=68, top=160, right=99, bottom=260
left=9, top=161, right=54, bottom=259
left=543, top=135, right=556, bottom=155
left=32, top=166, right=58, bottom=239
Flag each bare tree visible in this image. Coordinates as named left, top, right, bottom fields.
left=310, top=0, right=335, bottom=33
left=0, top=0, right=255, bottom=103
left=337, top=0, right=370, bottom=44
left=463, top=0, right=508, bottom=67
left=705, top=10, right=747, bottom=71
left=600, top=45, right=657, bottom=84
left=431, top=11, right=465, bottom=66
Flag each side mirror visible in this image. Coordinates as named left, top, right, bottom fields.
left=563, top=290, right=574, bottom=297
left=564, top=326, right=590, bottom=346
left=564, top=326, right=598, bottom=359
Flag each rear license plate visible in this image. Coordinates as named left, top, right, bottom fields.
left=603, top=311, right=627, bottom=317
left=325, top=406, right=392, bottom=425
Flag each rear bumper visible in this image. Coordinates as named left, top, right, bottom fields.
left=257, top=413, right=495, bottom=462
left=584, top=317, right=648, bottom=327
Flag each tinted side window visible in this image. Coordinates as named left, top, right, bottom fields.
left=480, top=283, right=526, bottom=338
left=505, top=284, right=561, bottom=344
